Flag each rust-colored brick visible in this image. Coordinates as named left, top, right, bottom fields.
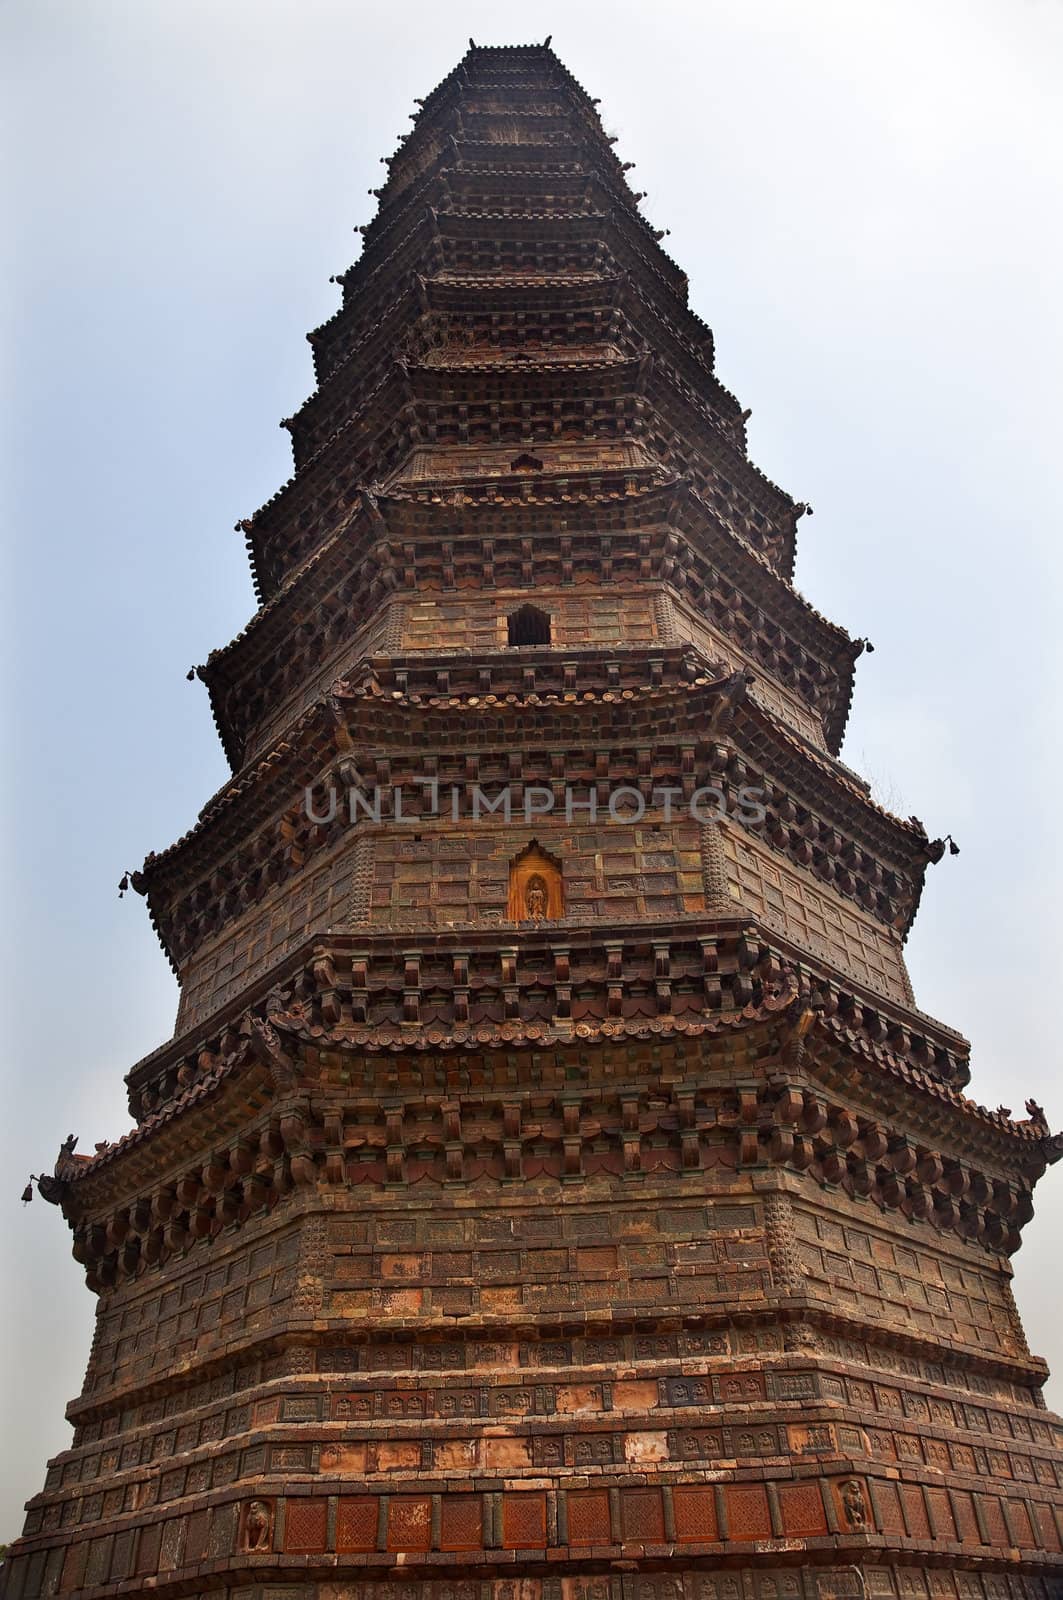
left=5, top=38, right=1062, bottom=1600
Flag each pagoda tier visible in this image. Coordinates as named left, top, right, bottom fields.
left=208, top=483, right=856, bottom=772
left=246, top=283, right=802, bottom=600
left=6, top=42, right=1061, bottom=1600
left=141, top=654, right=937, bottom=1038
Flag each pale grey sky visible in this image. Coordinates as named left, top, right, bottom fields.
left=3, top=0, right=1062, bottom=1537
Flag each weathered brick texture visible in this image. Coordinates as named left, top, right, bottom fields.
left=7, top=39, right=1059, bottom=1600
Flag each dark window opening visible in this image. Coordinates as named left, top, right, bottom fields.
left=507, top=604, right=552, bottom=647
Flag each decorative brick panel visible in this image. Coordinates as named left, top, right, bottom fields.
left=175, top=837, right=366, bottom=1029
left=159, top=1518, right=185, bottom=1572
left=779, top=1482, right=827, bottom=1536
left=401, top=590, right=660, bottom=653
left=368, top=821, right=699, bottom=932
left=725, top=1484, right=772, bottom=1542
left=899, top=1485, right=931, bottom=1540
left=719, top=822, right=911, bottom=1004
left=620, top=1488, right=664, bottom=1542
left=285, top=1498, right=329, bottom=1554
left=567, top=1489, right=611, bottom=1546
left=926, top=1487, right=957, bottom=1542
left=1007, top=1498, right=1037, bottom=1548
left=59, top=1543, right=88, bottom=1594
left=336, top=1497, right=378, bottom=1553
left=1036, top=1503, right=1063, bottom=1553
left=133, top=1522, right=161, bottom=1577
left=673, top=1486, right=718, bottom=1543
left=185, top=1509, right=210, bottom=1564
left=503, top=1493, right=547, bottom=1549
left=950, top=1489, right=980, bottom=1544
left=980, top=1494, right=1010, bottom=1547
left=387, top=1497, right=431, bottom=1551
left=435, top=1496, right=480, bottom=1551
left=84, top=1535, right=112, bottom=1588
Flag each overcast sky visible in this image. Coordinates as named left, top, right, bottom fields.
left=3, top=0, right=1062, bottom=1538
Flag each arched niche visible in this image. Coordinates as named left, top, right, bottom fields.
left=507, top=841, right=564, bottom=922
left=507, top=603, right=551, bottom=647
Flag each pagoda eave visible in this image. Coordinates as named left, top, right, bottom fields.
left=213, top=486, right=852, bottom=772
left=120, top=914, right=976, bottom=1112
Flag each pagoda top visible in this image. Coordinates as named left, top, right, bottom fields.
left=426, top=38, right=599, bottom=98
left=387, top=39, right=615, bottom=151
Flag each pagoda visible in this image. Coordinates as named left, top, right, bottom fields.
left=7, top=41, right=1063, bottom=1600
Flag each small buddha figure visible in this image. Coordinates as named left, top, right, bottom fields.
left=507, top=845, right=563, bottom=921
left=524, top=874, right=548, bottom=921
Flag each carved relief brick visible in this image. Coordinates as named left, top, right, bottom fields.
left=673, top=1486, right=718, bottom=1543
left=336, top=1497, right=378, bottom=1553
left=900, top=1485, right=931, bottom=1540
left=779, top=1483, right=828, bottom=1536
left=725, top=1485, right=772, bottom=1541
left=567, top=1490, right=611, bottom=1546
left=503, top=1494, right=547, bottom=1549
left=621, top=1489, right=664, bottom=1542
left=440, top=1497, right=484, bottom=1551
left=387, top=1497, right=431, bottom=1551
left=285, top=1499, right=329, bottom=1554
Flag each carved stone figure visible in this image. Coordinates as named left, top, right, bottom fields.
left=243, top=1499, right=273, bottom=1551
left=840, top=1478, right=868, bottom=1530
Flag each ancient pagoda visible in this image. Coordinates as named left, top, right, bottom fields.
left=7, top=40, right=1063, bottom=1600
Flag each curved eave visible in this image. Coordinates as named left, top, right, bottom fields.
left=201, top=499, right=375, bottom=770
left=673, top=480, right=856, bottom=740
left=73, top=928, right=1054, bottom=1194
left=135, top=654, right=933, bottom=979
left=809, top=1015, right=1063, bottom=1164
left=206, top=478, right=845, bottom=777
left=245, top=336, right=800, bottom=604
left=730, top=694, right=938, bottom=885
left=75, top=982, right=795, bottom=1201
left=355, top=150, right=665, bottom=293
left=289, top=340, right=755, bottom=503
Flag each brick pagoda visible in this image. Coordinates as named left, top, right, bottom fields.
left=7, top=40, right=1063, bottom=1600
